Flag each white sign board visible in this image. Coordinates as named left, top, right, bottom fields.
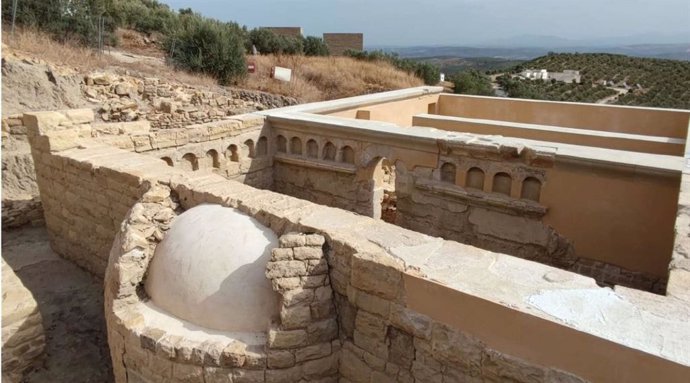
left=271, top=66, right=292, bottom=82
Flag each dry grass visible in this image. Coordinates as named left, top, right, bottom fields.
left=2, top=28, right=112, bottom=72
left=2, top=28, right=217, bottom=87
left=241, top=55, right=423, bottom=102
left=3, top=29, right=423, bottom=102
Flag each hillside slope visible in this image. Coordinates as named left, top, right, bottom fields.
left=520, top=53, right=690, bottom=109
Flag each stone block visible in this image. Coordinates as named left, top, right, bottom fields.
left=271, top=248, right=293, bottom=261
left=300, top=275, right=327, bottom=288
left=388, top=327, right=414, bottom=369
left=280, top=304, right=312, bottom=329
left=295, top=342, right=331, bottom=363
left=231, top=369, right=266, bottom=383
left=282, top=288, right=315, bottom=307
left=354, top=311, right=387, bottom=340
left=293, top=247, right=323, bottom=260
left=267, top=350, right=295, bottom=369
left=268, top=328, right=307, bottom=349
left=302, top=353, right=338, bottom=378
left=265, top=364, right=302, bottom=383
left=389, top=305, right=432, bottom=340
left=350, top=254, right=402, bottom=300
left=306, top=318, right=338, bottom=344
left=279, top=233, right=306, bottom=248
left=266, top=261, right=307, bottom=279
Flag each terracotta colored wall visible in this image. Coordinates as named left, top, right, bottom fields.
left=541, top=162, right=680, bottom=276
left=438, top=94, right=690, bottom=138
left=326, top=94, right=440, bottom=127
left=413, top=114, right=685, bottom=156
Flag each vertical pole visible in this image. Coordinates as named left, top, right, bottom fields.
left=11, top=0, right=19, bottom=39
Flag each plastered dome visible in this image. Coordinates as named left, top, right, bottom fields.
left=145, top=204, right=279, bottom=332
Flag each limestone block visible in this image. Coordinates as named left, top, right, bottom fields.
left=231, top=369, right=266, bottom=383
left=306, top=318, right=338, bottom=344
left=295, top=342, right=332, bottom=363
left=266, top=261, right=307, bottom=279
left=265, top=364, right=302, bottom=383
left=268, top=328, right=307, bottom=349
left=282, top=288, right=315, bottom=307
left=267, top=350, right=295, bottom=369
left=350, top=254, right=402, bottom=300
left=271, top=248, right=294, bottom=261
left=389, top=305, right=432, bottom=340
left=280, top=304, right=312, bottom=329
left=23, top=111, right=69, bottom=136
left=293, top=247, right=323, bottom=260
left=354, top=311, right=387, bottom=340
left=279, top=233, right=307, bottom=248
left=302, top=353, right=338, bottom=378
left=172, top=362, right=204, bottom=383
left=65, top=109, right=95, bottom=125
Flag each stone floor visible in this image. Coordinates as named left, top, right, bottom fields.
left=2, top=226, right=113, bottom=382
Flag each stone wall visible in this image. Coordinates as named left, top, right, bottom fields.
left=105, top=186, right=341, bottom=382
left=1, top=259, right=45, bottom=380
left=85, top=72, right=298, bottom=130
left=323, top=33, right=364, bottom=55
left=2, top=115, right=44, bottom=229
left=27, top=112, right=690, bottom=381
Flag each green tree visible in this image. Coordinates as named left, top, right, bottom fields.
left=303, top=36, right=329, bottom=56
left=165, top=15, right=247, bottom=85
left=452, top=70, right=494, bottom=96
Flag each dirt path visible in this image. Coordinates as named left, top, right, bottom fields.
left=596, top=87, right=627, bottom=104
left=2, top=227, right=113, bottom=383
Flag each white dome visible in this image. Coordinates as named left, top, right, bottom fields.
left=145, top=204, right=279, bottom=332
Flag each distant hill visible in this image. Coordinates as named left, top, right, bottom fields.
left=376, top=44, right=689, bottom=62
left=410, top=56, right=524, bottom=75
left=503, top=53, right=690, bottom=109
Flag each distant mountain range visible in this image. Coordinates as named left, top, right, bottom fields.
left=369, top=37, right=690, bottom=61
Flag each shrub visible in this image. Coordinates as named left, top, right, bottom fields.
left=303, top=36, right=329, bottom=56
left=344, top=50, right=441, bottom=85
left=452, top=70, right=494, bottom=96
left=164, top=14, right=246, bottom=85
left=247, top=28, right=304, bottom=55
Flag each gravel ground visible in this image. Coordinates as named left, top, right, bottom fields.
left=2, top=226, right=113, bottom=383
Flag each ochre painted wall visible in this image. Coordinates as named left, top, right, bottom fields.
left=326, top=94, right=440, bottom=127
left=541, top=162, right=680, bottom=276
left=438, top=94, right=690, bottom=138
left=412, top=114, right=685, bottom=156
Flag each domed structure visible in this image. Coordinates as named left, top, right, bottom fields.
left=145, top=204, right=279, bottom=332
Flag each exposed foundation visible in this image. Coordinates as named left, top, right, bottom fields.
left=22, top=87, right=690, bottom=382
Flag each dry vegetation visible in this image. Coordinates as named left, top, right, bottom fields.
left=3, top=28, right=423, bottom=102
left=242, top=55, right=423, bottom=102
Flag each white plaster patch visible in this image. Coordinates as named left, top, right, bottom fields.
left=527, top=288, right=690, bottom=365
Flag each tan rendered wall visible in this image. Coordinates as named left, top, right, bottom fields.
left=325, top=94, right=440, bottom=127
left=413, top=114, right=685, bottom=156
left=437, top=94, right=690, bottom=138
left=541, top=162, right=679, bottom=277
left=323, top=33, right=363, bottom=55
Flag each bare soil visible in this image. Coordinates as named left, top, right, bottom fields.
left=2, top=227, right=113, bottom=383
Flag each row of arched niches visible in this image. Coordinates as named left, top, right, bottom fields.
left=160, top=134, right=543, bottom=203
left=438, top=162, right=543, bottom=202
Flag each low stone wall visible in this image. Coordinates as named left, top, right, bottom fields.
left=2, top=115, right=44, bottom=229
left=1, top=259, right=45, bottom=380
left=105, top=186, right=340, bottom=382
left=25, top=103, right=690, bottom=382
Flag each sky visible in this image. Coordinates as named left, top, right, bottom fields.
left=161, top=0, right=690, bottom=47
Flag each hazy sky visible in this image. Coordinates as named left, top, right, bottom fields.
left=161, top=0, right=690, bottom=46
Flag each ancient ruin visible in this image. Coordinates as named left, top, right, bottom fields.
left=4, top=86, right=690, bottom=382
